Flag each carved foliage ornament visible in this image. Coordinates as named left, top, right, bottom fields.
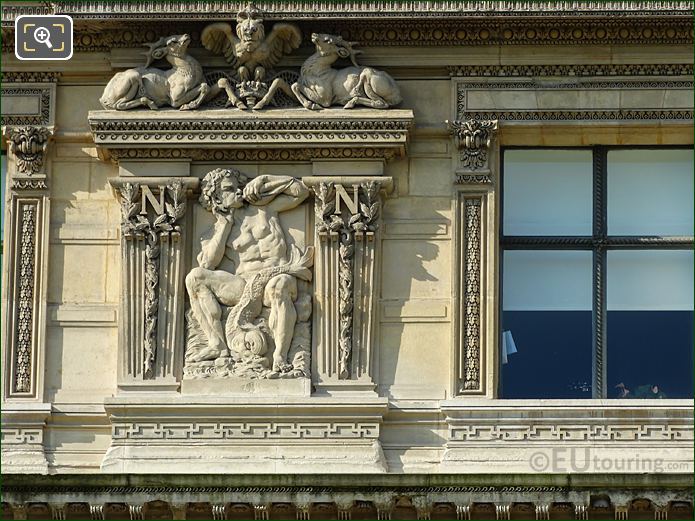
left=14, top=203, right=38, bottom=393
left=446, top=119, right=498, bottom=172
left=313, top=182, right=380, bottom=379
left=5, top=126, right=53, bottom=176
left=118, top=182, right=187, bottom=377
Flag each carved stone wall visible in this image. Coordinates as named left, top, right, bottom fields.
left=0, top=0, right=693, bottom=503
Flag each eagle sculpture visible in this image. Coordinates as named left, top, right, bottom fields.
left=201, top=3, right=301, bottom=84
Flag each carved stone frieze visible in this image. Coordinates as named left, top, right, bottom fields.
left=446, top=119, right=498, bottom=175
left=17, top=1, right=695, bottom=19
left=11, top=180, right=49, bottom=191
left=112, top=421, right=380, bottom=440
left=1, top=72, right=61, bottom=83
left=448, top=63, right=694, bottom=78
left=108, top=147, right=399, bottom=162
left=0, top=405, right=52, bottom=474
left=4, top=126, right=54, bottom=177
left=88, top=109, right=414, bottom=159
left=2, top=6, right=692, bottom=54
left=183, top=170, right=314, bottom=380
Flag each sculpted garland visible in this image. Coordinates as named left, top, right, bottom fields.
left=99, top=4, right=401, bottom=111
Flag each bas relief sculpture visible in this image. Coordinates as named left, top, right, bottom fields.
left=99, top=4, right=401, bottom=111
left=184, top=169, right=314, bottom=380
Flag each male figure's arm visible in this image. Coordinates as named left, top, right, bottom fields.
left=197, top=211, right=233, bottom=269
left=243, top=175, right=309, bottom=212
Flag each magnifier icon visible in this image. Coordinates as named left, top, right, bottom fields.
left=33, top=26, right=53, bottom=48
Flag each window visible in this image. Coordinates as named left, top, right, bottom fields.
left=500, top=147, right=694, bottom=399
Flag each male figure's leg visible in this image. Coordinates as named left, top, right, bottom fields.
left=263, top=274, right=298, bottom=370
left=185, top=267, right=245, bottom=361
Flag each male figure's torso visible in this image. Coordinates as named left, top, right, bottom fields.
left=218, top=205, right=288, bottom=279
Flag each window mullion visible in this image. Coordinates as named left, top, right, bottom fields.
left=592, top=147, right=608, bottom=399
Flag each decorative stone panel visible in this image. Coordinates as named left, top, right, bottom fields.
left=304, top=177, right=393, bottom=395
left=109, top=178, right=198, bottom=390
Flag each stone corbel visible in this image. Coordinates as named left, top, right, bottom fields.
left=303, top=176, right=393, bottom=395
left=446, top=119, right=498, bottom=184
left=109, top=177, right=199, bottom=391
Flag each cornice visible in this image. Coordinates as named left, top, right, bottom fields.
left=2, top=18, right=693, bottom=52
left=88, top=108, right=414, bottom=160
left=18, top=1, right=694, bottom=21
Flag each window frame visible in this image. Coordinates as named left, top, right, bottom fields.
left=499, top=145, right=694, bottom=399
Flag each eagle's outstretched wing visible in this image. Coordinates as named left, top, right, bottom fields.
left=201, top=22, right=241, bottom=67
left=258, top=23, right=301, bottom=70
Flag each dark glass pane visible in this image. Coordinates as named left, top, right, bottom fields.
left=501, top=311, right=593, bottom=399
left=607, top=311, right=694, bottom=399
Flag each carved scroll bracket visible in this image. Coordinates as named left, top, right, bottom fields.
left=446, top=119, right=498, bottom=184
left=109, top=177, right=199, bottom=390
left=304, top=176, right=393, bottom=395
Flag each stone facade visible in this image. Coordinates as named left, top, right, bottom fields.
left=1, top=1, right=693, bottom=518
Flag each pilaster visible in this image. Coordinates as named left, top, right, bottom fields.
left=304, top=176, right=393, bottom=396
left=1, top=124, right=54, bottom=473
left=108, top=177, right=198, bottom=392
left=447, top=118, right=499, bottom=397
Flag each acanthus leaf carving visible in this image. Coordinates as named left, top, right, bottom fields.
left=4, top=126, right=53, bottom=176
left=446, top=119, right=498, bottom=174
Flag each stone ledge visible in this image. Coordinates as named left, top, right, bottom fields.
left=100, top=396, right=390, bottom=473
left=88, top=108, right=414, bottom=161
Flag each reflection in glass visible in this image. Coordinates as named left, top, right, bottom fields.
left=607, top=149, right=694, bottom=236
left=503, top=149, right=592, bottom=236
